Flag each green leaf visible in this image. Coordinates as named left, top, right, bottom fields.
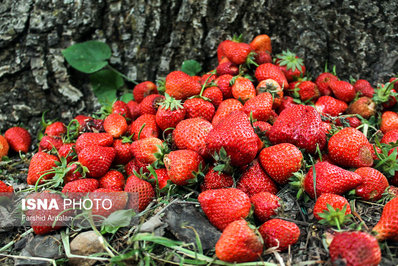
left=90, top=69, right=124, bottom=105
left=100, top=209, right=135, bottom=234
left=181, top=60, right=202, bottom=76
left=62, top=41, right=111, bottom=73
left=120, top=93, right=134, bottom=103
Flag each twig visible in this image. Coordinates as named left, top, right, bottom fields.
left=0, top=254, right=56, bottom=266
left=0, top=228, right=33, bottom=252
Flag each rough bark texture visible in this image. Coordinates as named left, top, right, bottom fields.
left=1, top=0, right=398, bottom=133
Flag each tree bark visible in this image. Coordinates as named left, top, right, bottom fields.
left=1, top=0, right=397, bottom=132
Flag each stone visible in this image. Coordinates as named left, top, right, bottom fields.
left=68, top=231, right=105, bottom=266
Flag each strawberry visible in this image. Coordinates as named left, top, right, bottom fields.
left=183, top=98, right=215, bottom=122
left=313, top=193, right=351, bottom=227
left=290, top=80, right=320, bottom=102
left=149, top=168, right=170, bottom=190
left=126, top=100, right=141, bottom=120
left=78, top=146, right=115, bottom=178
left=199, top=73, right=216, bottom=86
left=198, top=188, right=251, bottom=231
left=380, top=111, right=398, bottom=133
left=231, top=77, right=256, bottom=102
left=216, top=62, right=239, bottom=76
left=38, top=135, right=63, bottom=152
left=0, top=180, right=13, bottom=197
left=63, top=163, right=82, bottom=183
left=206, top=111, right=258, bottom=167
left=217, top=40, right=233, bottom=63
left=130, top=137, right=162, bottom=164
left=302, top=162, right=363, bottom=199
left=99, top=170, right=125, bottom=191
left=155, top=94, right=186, bottom=132
left=113, top=139, right=133, bottom=165
left=314, top=96, right=348, bottom=117
left=215, top=74, right=233, bottom=99
left=346, top=96, right=376, bottom=119
left=4, top=127, right=31, bottom=153
left=222, top=40, right=253, bottom=65
left=259, top=143, right=303, bottom=185
left=27, top=152, right=59, bottom=185
left=112, top=100, right=132, bottom=120
left=165, top=71, right=202, bottom=100
left=254, top=50, right=272, bottom=65
left=372, top=197, right=398, bottom=241
left=236, top=159, right=278, bottom=196
left=275, top=50, right=306, bottom=82
left=211, top=99, right=243, bottom=126
left=138, top=94, right=165, bottom=115
left=336, top=116, right=362, bottom=128
left=125, top=158, right=150, bottom=177
left=124, top=175, right=154, bottom=212
left=75, top=132, right=113, bottom=154
left=328, top=127, right=373, bottom=168
left=103, top=113, right=128, bottom=138
left=354, top=79, right=375, bottom=98
left=74, top=115, right=92, bottom=131
left=256, top=79, right=283, bottom=109
left=381, top=129, right=398, bottom=144
left=62, top=178, right=99, bottom=195
left=44, top=121, right=66, bottom=137
left=89, top=188, right=128, bottom=218
left=201, top=167, right=233, bottom=191
left=329, top=231, right=381, bottom=266
left=277, top=96, right=297, bottom=114
left=0, top=135, right=9, bottom=160
left=354, top=167, right=388, bottom=201
left=329, top=80, right=356, bottom=102
left=250, top=34, right=272, bottom=53
left=163, top=150, right=203, bottom=185
left=173, top=118, right=213, bottom=159
left=129, top=114, right=159, bottom=140
left=269, top=105, right=326, bottom=153
left=215, top=219, right=263, bottom=263
left=133, top=81, right=158, bottom=103
left=77, top=117, right=104, bottom=133
left=315, top=72, right=338, bottom=96
left=373, top=81, right=397, bottom=109
left=202, top=86, right=223, bottom=108
left=255, top=63, right=288, bottom=89
left=251, top=192, right=280, bottom=222
left=259, top=219, right=300, bottom=251
left=243, top=92, right=273, bottom=122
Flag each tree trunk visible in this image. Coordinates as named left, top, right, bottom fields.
left=1, top=0, right=397, bottom=132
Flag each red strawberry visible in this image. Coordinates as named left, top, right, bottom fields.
left=183, top=98, right=215, bottom=122
left=99, top=170, right=125, bottom=191
left=250, top=34, right=272, bottom=53
left=75, top=133, right=113, bottom=154
left=27, top=152, right=59, bottom=185
left=173, top=118, right=213, bottom=159
left=255, top=63, right=289, bottom=89
left=89, top=188, right=128, bottom=218
left=259, top=219, right=300, bottom=251
left=354, top=167, right=388, bottom=201
left=329, top=231, right=381, bottom=266
left=215, top=74, right=233, bottom=99
left=328, top=127, right=373, bottom=168
left=231, top=77, right=256, bottom=102
left=103, top=113, right=128, bottom=138
left=303, top=162, right=363, bottom=199
left=275, top=50, right=306, bottom=82
left=259, top=143, right=303, bottom=185
left=112, top=139, right=133, bottom=165
left=202, top=86, right=223, bottom=108
left=373, top=197, right=398, bottom=241
left=314, top=96, right=348, bottom=117
left=199, top=73, right=216, bottom=86
left=336, top=116, right=362, bottom=128
left=216, top=62, right=239, bottom=76
left=126, top=100, right=141, bottom=120
left=164, top=150, right=203, bottom=185
left=0, top=135, right=9, bottom=160
left=165, top=71, right=202, bottom=100
left=381, top=129, right=398, bottom=144
left=201, top=167, right=233, bottom=191
left=138, top=94, right=165, bottom=115
left=62, top=178, right=99, bottom=201
left=346, top=97, right=376, bottom=119
left=380, top=111, right=398, bottom=133
left=212, top=99, right=243, bottom=126
left=63, top=163, right=82, bottom=183
left=251, top=192, right=280, bottom=222
left=129, top=114, right=159, bottom=140
left=133, top=81, right=158, bottom=103
left=329, top=80, right=356, bottom=102
left=315, top=72, right=338, bottom=96
left=354, top=79, right=375, bottom=97
left=155, top=94, right=186, bottom=132
left=277, top=96, right=297, bottom=114
left=0, top=180, right=13, bottom=197
left=254, top=50, right=272, bottom=65
left=206, top=111, right=258, bottom=167
left=236, top=159, right=278, bottom=196
left=125, top=158, right=150, bottom=176
left=243, top=92, right=273, bottom=122
left=58, top=143, right=76, bottom=163
left=112, top=100, right=132, bottom=120
left=38, top=135, right=63, bottom=152
left=198, top=188, right=251, bottom=231
left=269, top=105, right=326, bottom=153
left=222, top=41, right=253, bottom=65
left=5, top=127, right=31, bottom=153
left=256, top=79, right=283, bottom=109
left=148, top=168, right=170, bottom=190
left=130, top=137, right=162, bottom=164
left=45, top=121, right=67, bottom=137
left=78, top=146, right=115, bottom=178
left=290, top=80, right=320, bottom=102
left=313, top=193, right=351, bottom=226
left=124, top=175, right=155, bottom=212
left=217, top=40, right=233, bottom=63
left=215, top=219, right=263, bottom=263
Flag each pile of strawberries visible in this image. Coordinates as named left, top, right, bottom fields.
left=1, top=33, right=398, bottom=265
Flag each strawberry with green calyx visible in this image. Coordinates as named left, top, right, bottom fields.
left=155, top=93, right=186, bottom=132
left=147, top=167, right=170, bottom=191
left=200, top=166, right=234, bottom=191
left=138, top=94, right=165, bottom=115
left=202, top=86, right=223, bottom=108
left=373, top=197, right=398, bottom=241
left=373, top=79, right=398, bottom=109
left=353, top=79, right=375, bottom=98
left=275, top=50, right=306, bottom=82
left=372, top=140, right=398, bottom=179
left=113, top=138, right=133, bottom=165
left=27, top=152, right=60, bottom=186
left=133, top=81, right=158, bottom=103
left=250, top=192, right=280, bottom=222
left=211, top=98, right=243, bottom=126
left=221, top=35, right=254, bottom=66
left=38, top=135, right=63, bottom=152
left=5, top=126, right=31, bottom=153
left=130, top=137, right=163, bottom=165
left=45, top=121, right=67, bottom=138
left=259, top=218, right=300, bottom=251
left=289, top=80, right=320, bottom=103
left=315, top=64, right=338, bottom=96
left=354, top=167, right=389, bottom=201
left=111, top=100, right=132, bottom=120
left=129, top=114, right=159, bottom=140
left=125, top=158, right=150, bottom=177
left=313, top=193, right=352, bottom=230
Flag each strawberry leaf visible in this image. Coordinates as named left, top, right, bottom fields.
left=100, top=209, right=136, bottom=234
left=181, top=60, right=202, bottom=76
left=120, top=93, right=134, bottom=103
left=90, top=69, right=124, bottom=106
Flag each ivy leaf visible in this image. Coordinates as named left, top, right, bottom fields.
left=181, top=60, right=202, bottom=76
left=100, top=209, right=135, bottom=234
left=90, top=69, right=124, bottom=105
left=120, top=93, right=134, bottom=103
left=62, top=41, right=111, bottom=73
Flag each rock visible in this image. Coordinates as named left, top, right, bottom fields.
left=0, top=206, right=17, bottom=232
left=14, top=234, right=63, bottom=266
left=163, top=202, right=221, bottom=251
left=68, top=231, right=105, bottom=266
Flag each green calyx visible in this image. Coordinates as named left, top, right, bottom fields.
left=231, top=34, right=243, bottom=43
left=289, top=170, right=310, bottom=202
left=373, top=79, right=398, bottom=105
left=276, top=50, right=304, bottom=72
left=373, top=139, right=398, bottom=178
left=152, top=142, right=171, bottom=169
left=212, top=147, right=235, bottom=176
left=318, top=204, right=352, bottom=230
left=158, top=93, right=183, bottom=111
